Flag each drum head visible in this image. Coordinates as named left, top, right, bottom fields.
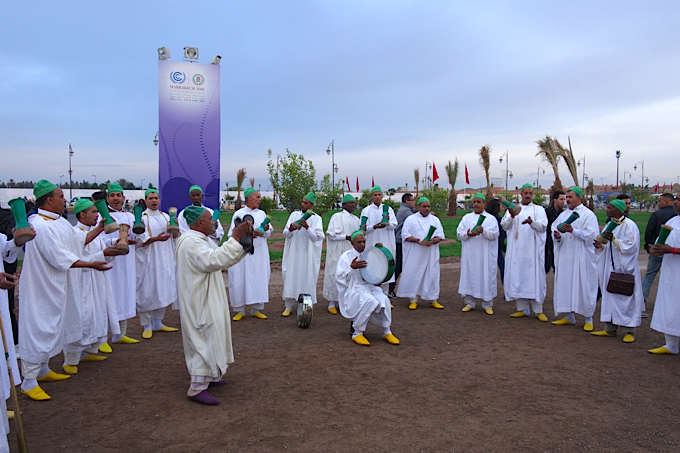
left=360, top=247, right=389, bottom=285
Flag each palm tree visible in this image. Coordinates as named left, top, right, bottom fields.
left=413, top=168, right=420, bottom=199
left=235, top=167, right=247, bottom=210
left=535, top=136, right=564, bottom=196
left=249, top=177, right=255, bottom=188
left=556, top=136, right=580, bottom=187
left=586, top=178, right=595, bottom=211
left=478, top=144, right=492, bottom=200
left=445, top=158, right=459, bottom=216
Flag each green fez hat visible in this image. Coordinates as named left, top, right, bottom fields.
left=74, top=198, right=94, bottom=215
left=342, top=194, right=355, bottom=204
left=303, top=192, right=317, bottom=205
left=33, top=180, right=57, bottom=199
left=108, top=182, right=124, bottom=194
left=189, top=185, right=203, bottom=194
left=568, top=186, right=583, bottom=198
left=610, top=199, right=626, bottom=214
left=145, top=188, right=158, bottom=198
left=184, top=205, right=206, bottom=225
left=350, top=230, right=365, bottom=242
left=521, top=183, right=534, bottom=190
left=473, top=193, right=485, bottom=201
left=244, top=187, right=256, bottom=199
left=417, top=197, right=429, bottom=206
left=371, top=185, right=382, bottom=194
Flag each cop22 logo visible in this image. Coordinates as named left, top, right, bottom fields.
left=192, top=74, right=205, bottom=86
left=170, top=71, right=186, bottom=84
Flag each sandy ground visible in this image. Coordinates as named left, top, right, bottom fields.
left=8, top=253, right=680, bottom=453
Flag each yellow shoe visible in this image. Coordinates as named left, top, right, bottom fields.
left=80, top=354, right=107, bottom=362
left=232, top=313, right=245, bottom=321
left=648, top=346, right=676, bottom=354
left=155, top=325, right=178, bottom=332
left=7, top=411, right=14, bottom=420
left=37, top=371, right=71, bottom=382
left=62, top=364, right=78, bottom=375
left=408, top=302, right=418, bottom=310
left=391, top=304, right=394, bottom=309
left=551, top=318, right=574, bottom=326
left=591, top=330, right=614, bottom=337
left=383, top=333, right=400, bottom=345
left=510, top=311, right=528, bottom=318
left=22, top=386, right=51, bottom=401
left=623, top=334, right=635, bottom=343
left=282, top=308, right=292, bottom=317
left=430, top=302, right=444, bottom=309
left=484, top=308, right=494, bottom=315
left=327, top=307, right=338, bottom=315
left=583, top=323, right=594, bottom=332
left=352, top=334, right=370, bottom=346
left=462, top=306, right=473, bottom=312
left=98, top=342, right=113, bottom=354
left=536, top=313, right=548, bottom=322
left=114, top=336, right=139, bottom=344
left=142, top=330, right=153, bottom=339
left=252, top=312, right=267, bottom=319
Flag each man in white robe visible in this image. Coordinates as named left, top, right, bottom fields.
left=648, top=195, right=680, bottom=354
left=323, top=194, right=360, bottom=314
left=501, top=184, right=549, bottom=321
left=396, top=197, right=445, bottom=310
left=62, top=199, right=121, bottom=374
left=105, top=182, right=143, bottom=346
left=178, top=185, right=224, bottom=245
left=175, top=205, right=250, bottom=404
left=227, top=188, right=272, bottom=321
left=457, top=193, right=499, bottom=314
left=281, top=192, right=324, bottom=316
left=135, top=189, right=179, bottom=339
left=551, top=187, right=600, bottom=331
left=336, top=231, right=399, bottom=346
left=591, top=200, right=644, bottom=343
left=18, top=181, right=111, bottom=401
left=360, top=186, right=397, bottom=295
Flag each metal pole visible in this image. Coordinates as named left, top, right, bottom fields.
left=505, top=152, right=509, bottom=195
left=331, top=140, right=335, bottom=191
left=582, top=156, right=586, bottom=187
left=68, top=144, right=73, bottom=200
left=616, top=150, right=621, bottom=190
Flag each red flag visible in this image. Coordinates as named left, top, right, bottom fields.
left=372, top=176, right=375, bottom=187
left=654, top=183, right=659, bottom=193
left=432, top=162, right=439, bottom=182
left=346, top=176, right=351, bottom=192
left=465, top=164, right=470, bottom=185
left=356, top=177, right=360, bottom=192
left=663, top=182, right=667, bottom=191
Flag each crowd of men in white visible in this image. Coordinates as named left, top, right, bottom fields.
left=0, top=178, right=679, bottom=447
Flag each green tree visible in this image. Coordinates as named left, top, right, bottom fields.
left=314, top=174, right=345, bottom=216
left=267, top=149, right=317, bottom=213
left=420, top=186, right=449, bottom=213
left=445, top=158, right=459, bottom=216
left=357, top=189, right=372, bottom=210
left=259, top=196, right=276, bottom=213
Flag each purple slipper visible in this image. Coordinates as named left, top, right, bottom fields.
left=209, top=380, right=227, bottom=388
left=188, top=390, right=220, bottom=405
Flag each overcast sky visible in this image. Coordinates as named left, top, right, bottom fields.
left=2, top=1, right=679, bottom=192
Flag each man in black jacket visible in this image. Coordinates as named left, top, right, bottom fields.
left=544, top=190, right=565, bottom=274
left=642, top=193, right=677, bottom=315
left=389, top=193, right=415, bottom=297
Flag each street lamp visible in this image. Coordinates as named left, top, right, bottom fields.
left=623, top=171, right=632, bottom=192
left=499, top=151, right=511, bottom=194
left=153, top=131, right=159, bottom=146
left=92, top=174, right=97, bottom=185
left=633, top=160, right=644, bottom=189
left=615, top=150, right=621, bottom=189
left=425, top=161, right=433, bottom=189
left=536, top=166, right=546, bottom=188
left=577, top=156, right=586, bottom=187
left=68, top=143, right=74, bottom=200
left=326, top=140, right=335, bottom=191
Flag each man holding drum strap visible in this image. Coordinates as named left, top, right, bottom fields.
left=336, top=231, right=399, bottom=346
left=281, top=192, right=324, bottom=317
left=501, top=184, right=549, bottom=321
left=396, top=197, right=445, bottom=310
left=457, top=193, right=500, bottom=314
left=323, top=194, right=360, bottom=315
left=551, top=187, right=599, bottom=331
left=178, top=185, right=224, bottom=245
left=360, top=186, right=397, bottom=296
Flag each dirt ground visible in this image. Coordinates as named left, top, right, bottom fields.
left=9, top=254, right=680, bottom=453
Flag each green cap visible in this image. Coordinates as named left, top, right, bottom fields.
left=145, top=188, right=158, bottom=198
left=33, top=179, right=57, bottom=199
left=342, top=194, right=355, bottom=204
left=184, top=205, right=206, bottom=225
left=303, top=192, right=317, bottom=205
left=568, top=186, right=583, bottom=198
left=244, top=187, right=256, bottom=199
left=189, top=185, right=203, bottom=194
left=417, top=197, right=430, bottom=206
left=371, top=185, right=382, bottom=194
left=74, top=198, right=94, bottom=215
left=350, top=230, right=365, bottom=242
left=473, top=193, right=485, bottom=201
left=610, top=199, right=626, bottom=215
left=521, top=183, right=534, bottom=190
left=108, top=182, right=124, bottom=194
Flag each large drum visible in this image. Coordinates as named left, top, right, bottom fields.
left=360, top=243, right=396, bottom=285
left=297, top=294, right=313, bottom=328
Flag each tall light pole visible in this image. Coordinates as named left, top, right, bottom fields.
left=536, top=166, right=546, bottom=189
left=92, top=174, right=97, bottom=186
left=499, top=151, right=510, bottom=194
left=68, top=143, right=74, bottom=199
left=633, top=160, right=644, bottom=189
left=615, top=150, right=621, bottom=190
left=425, top=161, right=432, bottom=189
left=326, top=140, right=335, bottom=191
left=577, top=156, right=586, bottom=187
left=623, top=171, right=632, bottom=193
left=60, top=175, right=65, bottom=187
left=141, top=179, right=145, bottom=190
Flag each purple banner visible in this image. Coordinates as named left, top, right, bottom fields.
left=158, top=60, right=220, bottom=212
